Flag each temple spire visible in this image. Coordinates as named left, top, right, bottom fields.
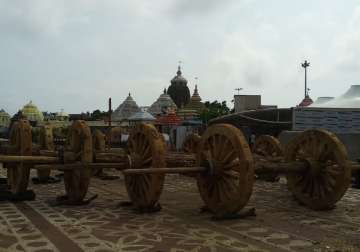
left=194, top=85, right=199, bottom=95
left=177, top=61, right=183, bottom=76
left=194, top=77, right=199, bottom=95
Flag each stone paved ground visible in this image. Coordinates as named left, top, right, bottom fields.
left=0, top=169, right=359, bottom=252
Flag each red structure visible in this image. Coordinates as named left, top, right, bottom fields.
left=298, top=96, right=313, bottom=107
left=155, top=111, right=182, bottom=126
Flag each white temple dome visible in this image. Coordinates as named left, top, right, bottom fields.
left=148, top=89, right=177, bottom=116
left=112, top=93, right=141, bottom=121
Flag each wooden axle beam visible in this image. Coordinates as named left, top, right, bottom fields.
left=0, top=155, right=58, bottom=164
left=350, top=162, right=360, bottom=173
left=255, top=160, right=309, bottom=175
left=33, top=162, right=129, bottom=171
left=123, top=160, right=308, bottom=176
left=122, top=167, right=207, bottom=175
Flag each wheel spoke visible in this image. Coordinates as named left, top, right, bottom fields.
left=142, top=157, right=152, bottom=166
left=140, top=137, right=148, bottom=157
left=318, top=178, right=326, bottom=199
left=216, top=135, right=227, bottom=160
left=128, top=137, right=136, bottom=153
left=323, top=173, right=336, bottom=193
left=218, top=137, right=231, bottom=161
left=208, top=137, right=216, bottom=159
left=213, top=135, right=222, bottom=159
left=222, top=158, right=240, bottom=170
left=326, top=163, right=341, bottom=176
left=217, top=177, right=235, bottom=202
left=134, top=133, right=142, bottom=154
left=301, top=175, right=311, bottom=194
left=140, top=138, right=147, bottom=156
left=221, top=170, right=240, bottom=179
left=142, top=144, right=151, bottom=160
left=222, top=150, right=237, bottom=166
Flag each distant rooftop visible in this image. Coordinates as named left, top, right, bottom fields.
left=311, top=85, right=360, bottom=108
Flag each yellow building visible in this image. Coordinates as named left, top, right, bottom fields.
left=0, top=109, right=10, bottom=128
left=21, top=101, right=44, bottom=123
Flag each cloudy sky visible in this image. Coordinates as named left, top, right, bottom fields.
left=1, top=0, right=360, bottom=114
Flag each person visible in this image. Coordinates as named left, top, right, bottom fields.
left=249, top=133, right=256, bottom=149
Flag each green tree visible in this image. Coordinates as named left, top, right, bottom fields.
left=90, top=110, right=109, bottom=120
left=200, top=100, right=231, bottom=124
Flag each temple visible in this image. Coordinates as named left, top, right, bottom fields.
left=148, top=89, right=177, bottom=116
left=128, top=110, right=156, bottom=126
left=112, top=93, right=141, bottom=122
left=167, top=66, right=191, bottom=108
left=21, top=101, right=44, bottom=124
left=298, top=95, right=313, bottom=107
left=184, top=85, right=205, bottom=114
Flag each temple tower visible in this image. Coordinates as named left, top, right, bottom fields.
left=167, top=66, right=191, bottom=108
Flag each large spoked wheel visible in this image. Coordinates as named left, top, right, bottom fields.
left=63, top=120, right=92, bottom=203
left=92, top=130, right=106, bottom=176
left=93, top=130, right=106, bottom=152
left=253, top=135, right=283, bottom=182
left=183, top=133, right=201, bottom=154
left=7, top=120, right=32, bottom=194
left=196, top=124, right=254, bottom=217
left=253, top=135, right=282, bottom=157
left=125, top=123, right=166, bottom=212
left=285, top=129, right=351, bottom=210
left=37, top=124, right=54, bottom=181
left=106, top=127, right=122, bottom=148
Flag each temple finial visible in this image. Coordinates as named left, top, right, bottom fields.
left=177, top=61, right=182, bottom=76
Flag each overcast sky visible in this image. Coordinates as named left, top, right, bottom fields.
left=1, top=0, right=360, bottom=114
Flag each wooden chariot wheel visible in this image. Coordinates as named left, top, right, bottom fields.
left=63, top=120, right=93, bottom=203
left=7, top=120, right=32, bottom=194
left=285, top=129, right=351, bottom=210
left=92, top=129, right=106, bottom=176
left=196, top=124, right=254, bottom=217
left=125, top=123, right=166, bottom=212
left=93, top=130, right=106, bottom=152
left=253, top=135, right=282, bottom=157
left=106, top=127, right=122, bottom=148
left=36, top=124, right=54, bottom=181
left=253, top=135, right=283, bottom=181
left=182, top=133, right=201, bottom=154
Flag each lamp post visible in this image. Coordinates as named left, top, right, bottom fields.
left=108, top=97, right=112, bottom=127
left=301, top=60, right=310, bottom=98
left=235, top=88, right=243, bottom=95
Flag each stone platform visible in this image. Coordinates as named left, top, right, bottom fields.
left=0, top=170, right=359, bottom=252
